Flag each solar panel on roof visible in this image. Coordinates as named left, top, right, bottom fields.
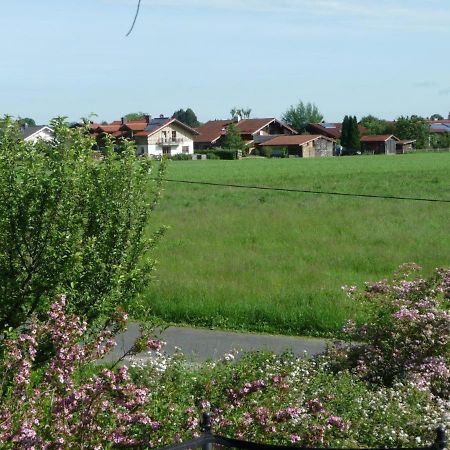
left=322, top=123, right=336, bottom=129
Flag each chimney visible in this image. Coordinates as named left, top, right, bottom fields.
left=121, top=117, right=126, bottom=125
left=159, top=114, right=165, bottom=119
left=233, top=113, right=241, bottom=123
left=144, top=114, right=151, bottom=124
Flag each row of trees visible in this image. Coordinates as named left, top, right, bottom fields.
left=123, top=109, right=201, bottom=128
left=281, top=100, right=450, bottom=150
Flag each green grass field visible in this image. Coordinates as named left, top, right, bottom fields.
left=142, top=153, right=450, bottom=337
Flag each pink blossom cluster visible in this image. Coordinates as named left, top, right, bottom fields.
left=0, top=294, right=160, bottom=448
left=335, top=265, right=450, bottom=399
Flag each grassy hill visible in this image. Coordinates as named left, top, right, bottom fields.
left=142, top=153, right=450, bottom=337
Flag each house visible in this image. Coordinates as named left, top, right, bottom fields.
left=20, top=124, right=53, bottom=143
left=93, top=115, right=199, bottom=157
left=194, top=117, right=297, bottom=151
left=360, top=135, right=400, bottom=155
left=261, top=135, right=335, bottom=158
left=307, top=122, right=367, bottom=140
left=132, top=115, right=199, bottom=157
left=429, top=119, right=450, bottom=134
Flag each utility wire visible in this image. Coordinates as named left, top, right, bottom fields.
left=125, top=0, right=142, bottom=37
left=156, top=178, right=450, bottom=204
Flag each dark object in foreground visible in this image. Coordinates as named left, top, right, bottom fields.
left=156, top=413, right=447, bottom=450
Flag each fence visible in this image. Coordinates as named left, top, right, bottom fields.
left=156, top=413, right=447, bottom=450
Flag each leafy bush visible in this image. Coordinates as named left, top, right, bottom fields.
left=0, top=117, right=165, bottom=330
left=171, top=153, right=192, bottom=161
left=267, top=147, right=288, bottom=158
left=261, top=146, right=273, bottom=158
left=196, top=148, right=238, bottom=160
left=206, top=153, right=220, bottom=160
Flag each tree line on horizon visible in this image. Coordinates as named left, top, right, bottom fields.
left=9, top=102, right=450, bottom=151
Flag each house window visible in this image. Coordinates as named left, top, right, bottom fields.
left=172, top=130, right=177, bottom=141
left=162, top=146, right=171, bottom=156
left=182, top=146, right=189, bottom=154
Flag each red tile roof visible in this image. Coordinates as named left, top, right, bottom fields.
left=121, top=121, right=148, bottom=131
left=97, top=124, right=122, bottom=133
left=307, top=123, right=342, bottom=139
left=308, top=123, right=368, bottom=139
left=262, top=135, right=333, bottom=146
left=237, top=118, right=276, bottom=134
left=194, top=120, right=232, bottom=143
left=195, top=118, right=296, bottom=143
left=428, top=119, right=450, bottom=124
left=360, top=134, right=399, bottom=142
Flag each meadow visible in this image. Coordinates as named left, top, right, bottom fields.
left=143, top=153, right=450, bottom=337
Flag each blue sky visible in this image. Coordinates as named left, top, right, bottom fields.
left=1, top=0, right=449, bottom=124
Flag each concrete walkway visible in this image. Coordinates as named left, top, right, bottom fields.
left=103, top=323, right=329, bottom=364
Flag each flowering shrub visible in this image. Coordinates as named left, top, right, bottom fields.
left=136, top=351, right=447, bottom=448
left=1, top=265, right=448, bottom=448
left=0, top=295, right=160, bottom=449
left=337, top=264, right=449, bottom=400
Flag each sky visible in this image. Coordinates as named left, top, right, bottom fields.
left=1, top=0, right=449, bottom=124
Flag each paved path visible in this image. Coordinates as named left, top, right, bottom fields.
left=103, top=323, right=329, bottom=364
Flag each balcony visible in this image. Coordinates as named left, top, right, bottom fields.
left=156, top=137, right=185, bottom=146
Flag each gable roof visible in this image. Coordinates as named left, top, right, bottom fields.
left=96, top=124, right=122, bottom=133
left=262, top=135, right=334, bottom=147
left=308, top=122, right=368, bottom=139
left=307, top=123, right=342, bottom=139
left=134, top=117, right=199, bottom=137
left=21, top=125, right=53, bottom=141
left=194, top=120, right=232, bottom=143
left=194, top=118, right=296, bottom=143
left=360, top=134, right=400, bottom=142
left=121, top=121, right=148, bottom=132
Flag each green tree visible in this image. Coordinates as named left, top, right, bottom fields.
left=429, top=113, right=444, bottom=121
left=230, top=107, right=252, bottom=119
left=0, top=117, right=165, bottom=331
left=359, top=115, right=392, bottom=135
left=341, top=116, right=360, bottom=154
left=349, top=116, right=361, bottom=151
left=430, top=132, right=450, bottom=149
left=395, top=115, right=430, bottom=148
left=124, top=112, right=148, bottom=121
left=223, top=123, right=245, bottom=150
left=172, top=108, right=200, bottom=127
left=18, top=117, right=36, bottom=127
left=341, top=115, right=350, bottom=148
left=282, top=101, right=323, bottom=133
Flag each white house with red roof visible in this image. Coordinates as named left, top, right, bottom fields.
left=92, top=115, right=199, bottom=157
left=133, top=115, right=199, bottom=157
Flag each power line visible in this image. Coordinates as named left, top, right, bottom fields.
left=156, top=178, right=450, bottom=204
